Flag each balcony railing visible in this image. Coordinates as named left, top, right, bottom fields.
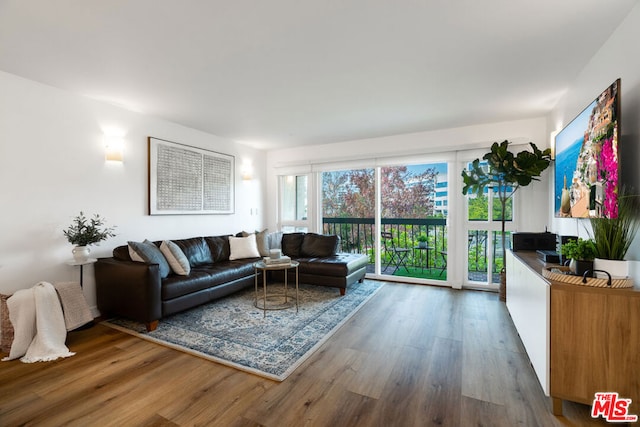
left=322, top=217, right=447, bottom=274
left=322, top=217, right=506, bottom=282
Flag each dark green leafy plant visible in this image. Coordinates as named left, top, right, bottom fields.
left=462, top=140, right=552, bottom=258
left=561, top=238, right=596, bottom=261
left=63, top=211, right=116, bottom=246
left=589, top=187, right=639, bottom=260
left=462, top=140, right=552, bottom=299
left=417, top=233, right=428, bottom=242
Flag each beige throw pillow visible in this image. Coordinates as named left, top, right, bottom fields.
left=229, top=234, right=261, bottom=260
left=160, top=240, right=191, bottom=275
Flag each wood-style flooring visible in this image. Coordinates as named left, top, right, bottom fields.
left=0, top=282, right=615, bottom=426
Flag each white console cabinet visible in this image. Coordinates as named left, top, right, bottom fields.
left=505, top=250, right=550, bottom=395
left=506, top=250, right=640, bottom=415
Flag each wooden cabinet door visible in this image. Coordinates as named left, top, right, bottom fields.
left=550, top=284, right=640, bottom=414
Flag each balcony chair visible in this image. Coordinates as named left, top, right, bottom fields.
left=439, top=250, right=447, bottom=276
left=381, top=231, right=410, bottom=273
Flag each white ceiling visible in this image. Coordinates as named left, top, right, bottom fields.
left=0, top=1, right=636, bottom=150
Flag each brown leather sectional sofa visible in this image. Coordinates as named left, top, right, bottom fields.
left=95, top=233, right=368, bottom=331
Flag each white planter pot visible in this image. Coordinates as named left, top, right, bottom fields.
left=72, top=246, right=91, bottom=262
left=593, top=258, right=629, bottom=279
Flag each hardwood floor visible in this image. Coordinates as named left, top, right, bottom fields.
left=0, top=282, right=615, bottom=426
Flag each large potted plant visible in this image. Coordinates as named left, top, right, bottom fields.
left=63, top=211, right=116, bottom=261
left=589, top=187, right=640, bottom=278
left=462, top=140, right=552, bottom=301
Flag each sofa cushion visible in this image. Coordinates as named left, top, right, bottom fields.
left=301, top=233, right=340, bottom=257
left=205, top=235, right=231, bottom=262
left=229, top=235, right=260, bottom=260
left=160, top=240, right=191, bottom=275
left=161, top=260, right=256, bottom=300
left=128, top=240, right=171, bottom=278
left=173, top=237, right=213, bottom=267
left=297, top=253, right=368, bottom=277
left=113, top=245, right=132, bottom=261
left=281, top=233, right=305, bottom=257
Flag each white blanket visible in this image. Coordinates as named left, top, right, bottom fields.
left=2, top=282, right=75, bottom=363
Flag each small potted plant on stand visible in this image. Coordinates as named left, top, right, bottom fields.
left=561, top=238, right=596, bottom=277
left=63, top=212, right=116, bottom=261
left=417, top=233, right=428, bottom=249
left=462, top=140, right=552, bottom=302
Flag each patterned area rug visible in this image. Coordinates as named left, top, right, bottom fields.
left=104, top=280, right=383, bottom=381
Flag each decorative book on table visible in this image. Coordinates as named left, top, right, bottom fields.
left=264, top=256, right=291, bottom=265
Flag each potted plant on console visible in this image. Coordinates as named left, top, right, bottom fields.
left=589, top=187, right=640, bottom=279
left=462, top=140, right=552, bottom=302
left=561, top=238, right=596, bottom=277
left=63, top=211, right=116, bottom=262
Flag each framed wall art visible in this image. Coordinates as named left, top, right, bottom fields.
left=148, top=137, right=235, bottom=215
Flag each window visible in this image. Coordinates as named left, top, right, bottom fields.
left=280, top=174, right=309, bottom=232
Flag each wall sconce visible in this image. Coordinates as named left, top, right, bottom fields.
left=105, top=135, right=124, bottom=162
left=549, top=130, right=560, bottom=161
left=241, top=160, right=253, bottom=180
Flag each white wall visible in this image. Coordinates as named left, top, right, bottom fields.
left=0, top=71, right=266, bottom=312
left=549, top=2, right=640, bottom=262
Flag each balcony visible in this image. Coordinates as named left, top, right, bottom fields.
left=322, top=217, right=505, bottom=283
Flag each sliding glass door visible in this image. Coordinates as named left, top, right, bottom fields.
left=319, top=163, right=448, bottom=282
left=465, top=161, right=513, bottom=287
left=379, top=164, right=448, bottom=281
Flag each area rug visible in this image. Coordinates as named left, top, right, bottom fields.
left=103, top=280, right=383, bottom=381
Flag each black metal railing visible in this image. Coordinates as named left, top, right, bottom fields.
left=322, top=217, right=506, bottom=282
left=322, top=217, right=447, bottom=270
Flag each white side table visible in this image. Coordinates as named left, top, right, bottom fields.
left=65, top=258, right=97, bottom=288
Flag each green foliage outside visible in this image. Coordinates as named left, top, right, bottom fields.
left=468, top=194, right=513, bottom=221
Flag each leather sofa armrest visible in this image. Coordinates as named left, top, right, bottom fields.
left=95, top=257, right=162, bottom=327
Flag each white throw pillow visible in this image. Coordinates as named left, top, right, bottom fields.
left=229, top=234, right=260, bottom=260
left=160, top=240, right=191, bottom=275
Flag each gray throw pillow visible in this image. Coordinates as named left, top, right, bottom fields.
left=128, top=240, right=171, bottom=278
left=255, top=229, right=270, bottom=257
left=267, top=231, right=283, bottom=250
left=240, top=229, right=270, bottom=257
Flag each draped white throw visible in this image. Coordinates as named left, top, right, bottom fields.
left=2, top=282, right=77, bottom=363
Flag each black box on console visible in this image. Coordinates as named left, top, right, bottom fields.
left=512, top=232, right=557, bottom=252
